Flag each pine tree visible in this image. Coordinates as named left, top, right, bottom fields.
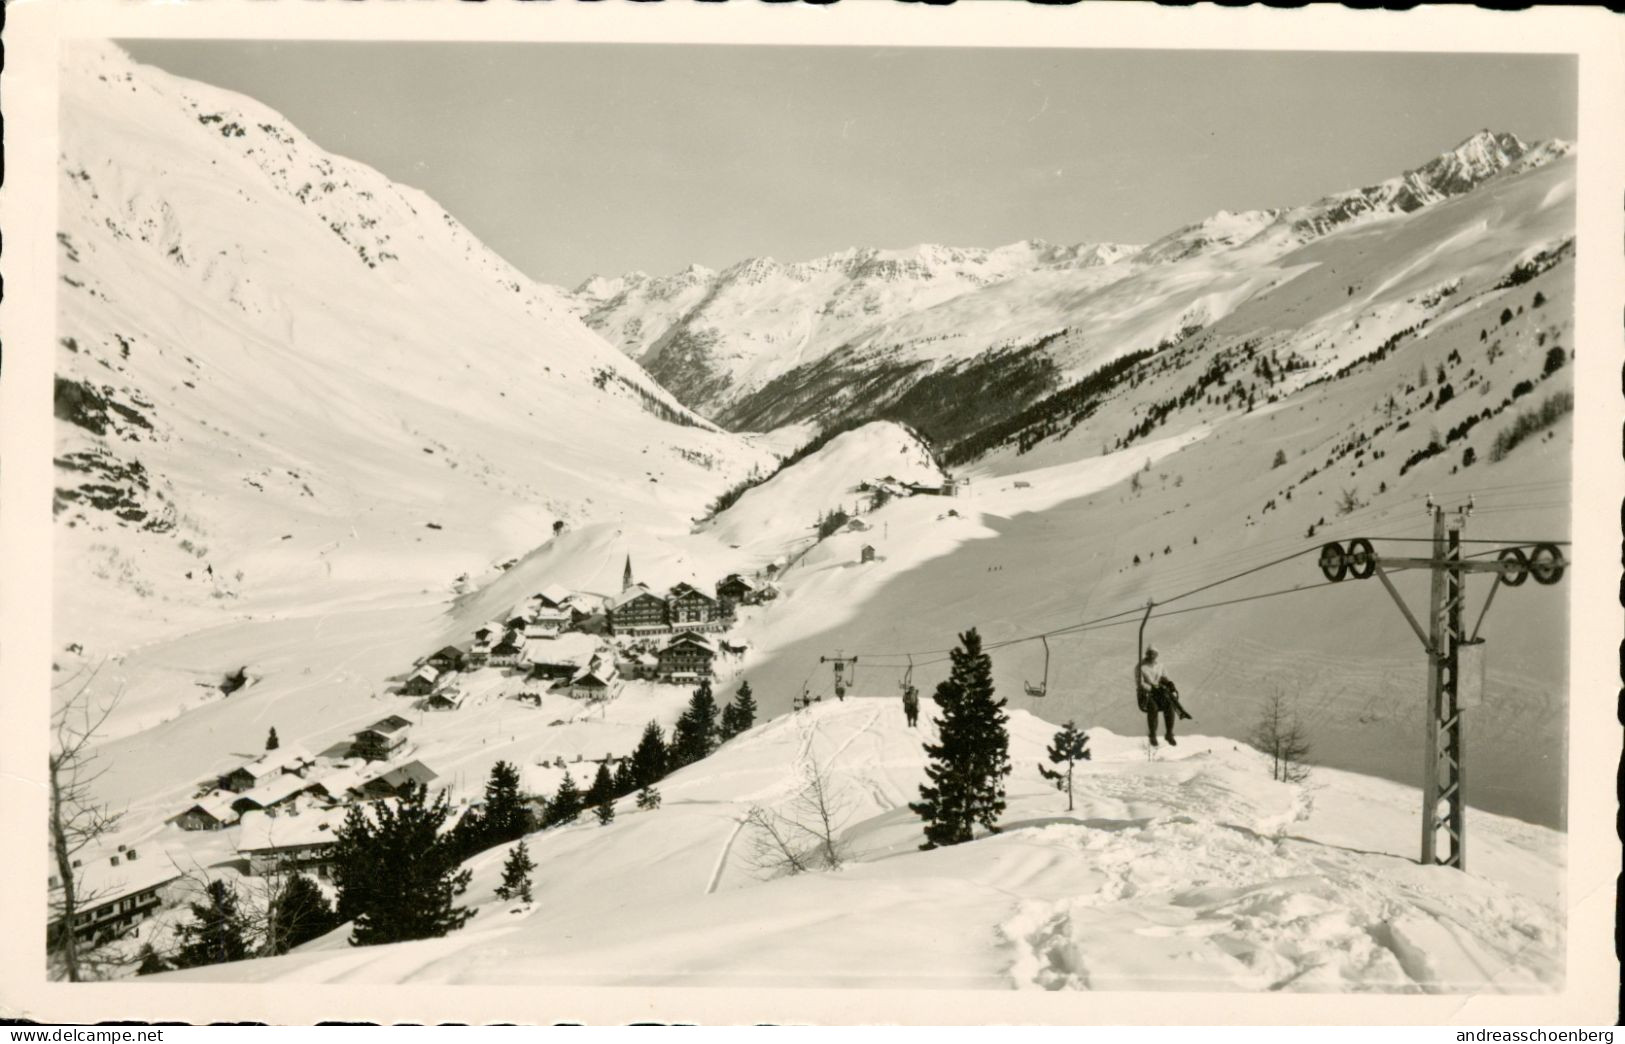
left=266, top=727, right=279, bottom=751
left=594, top=801, right=615, bottom=826
left=670, top=682, right=720, bottom=767
left=481, top=759, right=530, bottom=846
left=266, top=873, right=337, bottom=954
left=636, top=786, right=662, bottom=811
left=908, top=628, right=1011, bottom=849
left=546, top=771, right=583, bottom=827
left=629, top=720, right=668, bottom=790
left=495, top=841, right=535, bottom=903
left=584, top=760, right=616, bottom=809
left=174, top=879, right=250, bottom=968
left=1037, top=721, right=1091, bottom=812
left=720, top=681, right=757, bottom=740
left=135, top=943, right=168, bottom=976
left=612, top=758, right=635, bottom=797
left=334, top=782, right=474, bottom=947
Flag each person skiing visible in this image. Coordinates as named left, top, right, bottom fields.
left=902, top=684, right=920, bottom=728
left=1139, top=646, right=1192, bottom=747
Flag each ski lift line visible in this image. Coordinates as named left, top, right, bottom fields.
left=851, top=539, right=1336, bottom=662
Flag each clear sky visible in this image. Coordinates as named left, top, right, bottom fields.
left=121, top=41, right=1576, bottom=288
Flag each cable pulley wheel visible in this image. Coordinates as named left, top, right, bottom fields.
left=1318, top=541, right=1348, bottom=583
left=1528, top=543, right=1565, bottom=585
left=1496, top=547, right=1530, bottom=586
left=1345, top=537, right=1376, bottom=580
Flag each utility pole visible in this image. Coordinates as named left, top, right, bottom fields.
left=1317, top=499, right=1566, bottom=871
left=820, top=652, right=858, bottom=701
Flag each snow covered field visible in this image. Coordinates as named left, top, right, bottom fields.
left=167, top=700, right=1564, bottom=992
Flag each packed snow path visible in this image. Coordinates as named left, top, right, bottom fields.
left=168, top=700, right=1563, bottom=991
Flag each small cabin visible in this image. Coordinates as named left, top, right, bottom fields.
left=350, top=717, right=411, bottom=762
left=400, top=665, right=441, bottom=696
left=860, top=544, right=877, bottom=563
left=217, top=745, right=314, bottom=794
left=565, top=658, right=620, bottom=702
left=356, top=760, right=438, bottom=800
left=423, top=687, right=465, bottom=712
left=169, top=793, right=240, bottom=832
left=714, top=574, right=756, bottom=611
left=488, top=633, right=526, bottom=668
left=424, top=646, right=464, bottom=673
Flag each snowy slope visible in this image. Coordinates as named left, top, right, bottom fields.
left=53, top=42, right=774, bottom=667
left=164, top=700, right=1564, bottom=991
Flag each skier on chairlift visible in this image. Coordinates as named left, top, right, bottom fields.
left=1139, top=646, right=1193, bottom=747
left=902, top=685, right=919, bottom=728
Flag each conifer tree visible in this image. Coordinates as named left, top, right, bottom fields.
left=629, top=720, right=668, bottom=790
left=135, top=943, right=168, bottom=977
left=612, top=758, right=635, bottom=797
left=584, top=760, right=616, bottom=809
left=266, top=872, right=337, bottom=954
left=495, top=841, right=535, bottom=903
left=594, top=801, right=615, bottom=826
left=481, top=759, right=530, bottom=846
left=546, top=771, right=583, bottom=827
left=720, top=681, right=757, bottom=740
left=174, top=879, right=250, bottom=968
left=333, top=782, right=474, bottom=947
left=908, top=628, right=1011, bottom=849
left=636, top=786, right=662, bottom=811
left=670, top=682, right=720, bottom=767
left=266, top=727, right=279, bottom=751
left=1037, top=721, right=1091, bottom=812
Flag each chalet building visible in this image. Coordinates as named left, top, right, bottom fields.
left=400, top=665, right=441, bottom=697
left=534, top=584, right=573, bottom=611
left=562, top=658, right=620, bottom=702
left=355, top=760, right=438, bottom=800
left=350, top=716, right=411, bottom=762
left=425, top=646, right=464, bottom=673
left=465, top=644, right=490, bottom=669
left=668, top=583, right=724, bottom=632
left=423, top=687, right=466, bottom=711
left=237, top=808, right=346, bottom=879
left=526, top=611, right=568, bottom=640
left=473, top=622, right=504, bottom=643
left=489, top=631, right=527, bottom=668
left=302, top=765, right=371, bottom=806
left=846, top=517, right=871, bottom=532
left=168, top=792, right=240, bottom=832
left=504, top=613, right=529, bottom=632
left=218, top=745, right=315, bottom=794
left=616, top=651, right=659, bottom=680
left=608, top=584, right=669, bottom=636
left=715, top=574, right=756, bottom=611
left=657, top=634, right=715, bottom=683
left=48, top=844, right=181, bottom=947
left=229, top=772, right=307, bottom=816
left=860, top=544, right=877, bottom=563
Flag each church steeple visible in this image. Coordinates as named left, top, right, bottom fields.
left=622, top=554, right=634, bottom=592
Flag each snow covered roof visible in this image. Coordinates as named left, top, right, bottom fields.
left=608, top=584, right=659, bottom=610
left=229, top=744, right=313, bottom=782
left=51, top=842, right=182, bottom=907
left=170, top=792, right=239, bottom=826
left=237, top=771, right=308, bottom=809
left=536, top=583, right=572, bottom=607
left=666, top=631, right=715, bottom=650
left=236, top=806, right=349, bottom=854
left=376, top=760, right=438, bottom=791
left=410, top=664, right=441, bottom=683
left=525, top=632, right=603, bottom=666
left=358, top=716, right=411, bottom=738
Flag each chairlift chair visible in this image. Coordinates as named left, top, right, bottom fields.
left=1024, top=635, right=1050, bottom=698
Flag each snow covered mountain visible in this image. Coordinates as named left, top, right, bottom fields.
left=578, top=130, right=1572, bottom=442
left=54, top=42, right=774, bottom=657
left=570, top=238, right=1141, bottom=419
